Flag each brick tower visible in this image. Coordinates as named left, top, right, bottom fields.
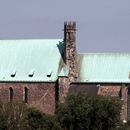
left=58, top=22, right=77, bottom=103
left=64, top=21, right=77, bottom=81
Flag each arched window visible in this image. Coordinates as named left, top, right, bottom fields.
left=9, top=87, right=13, bottom=102
left=23, top=87, right=28, bottom=103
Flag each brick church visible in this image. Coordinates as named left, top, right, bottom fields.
left=0, top=22, right=129, bottom=121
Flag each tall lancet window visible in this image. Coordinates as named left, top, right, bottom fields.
left=9, top=87, right=13, bottom=102
left=23, top=87, right=28, bottom=103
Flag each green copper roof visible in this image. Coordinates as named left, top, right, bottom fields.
left=77, top=53, right=130, bottom=83
left=1, top=39, right=130, bottom=83
left=0, top=39, right=68, bottom=82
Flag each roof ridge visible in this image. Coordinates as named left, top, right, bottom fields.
left=78, top=52, right=130, bottom=55
left=0, top=39, right=62, bottom=41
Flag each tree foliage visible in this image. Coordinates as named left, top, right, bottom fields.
left=27, top=107, right=61, bottom=130
left=0, top=102, right=8, bottom=130
left=0, top=92, right=123, bottom=130
left=57, top=92, right=122, bottom=130
left=0, top=102, right=29, bottom=130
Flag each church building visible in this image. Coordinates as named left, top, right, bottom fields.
left=0, top=22, right=129, bottom=121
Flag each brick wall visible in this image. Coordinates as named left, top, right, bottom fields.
left=0, top=82, right=128, bottom=120
left=69, top=83, right=128, bottom=121
left=0, top=82, right=56, bottom=115
left=97, top=84, right=128, bottom=121
left=69, top=83, right=98, bottom=96
left=97, top=85, right=121, bottom=96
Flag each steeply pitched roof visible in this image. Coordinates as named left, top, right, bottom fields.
left=77, top=53, right=130, bottom=83
left=1, top=39, right=130, bottom=83
left=0, top=39, right=68, bottom=82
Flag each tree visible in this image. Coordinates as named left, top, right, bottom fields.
left=27, top=107, right=61, bottom=130
left=57, top=92, right=122, bottom=130
left=0, top=102, right=8, bottom=130
left=0, top=102, right=29, bottom=130
left=4, top=103, right=29, bottom=130
left=27, top=108, right=44, bottom=130
left=0, top=93, right=122, bottom=130
left=0, top=102, right=61, bottom=130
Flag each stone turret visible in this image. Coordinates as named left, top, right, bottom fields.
left=64, top=21, right=77, bottom=81
left=58, top=22, right=78, bottom=103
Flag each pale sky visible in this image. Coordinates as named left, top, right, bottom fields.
left=0, top=0, right=130, bottom=52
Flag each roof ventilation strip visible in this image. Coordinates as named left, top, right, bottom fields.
left=28, top=70, right=34, bottom=77
left=11, top=71, right=16, bottom=77
left=47, top=70, right=52, bottom=77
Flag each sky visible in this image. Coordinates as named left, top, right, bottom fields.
left=0, top=0, right=130, bottom=52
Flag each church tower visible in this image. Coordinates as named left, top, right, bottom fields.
left=64, top=21, right=77, bottom=81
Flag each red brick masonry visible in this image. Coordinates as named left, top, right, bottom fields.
left=0, top=82, right=56, bottom=115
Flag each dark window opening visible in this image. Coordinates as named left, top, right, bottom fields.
left=24, top=87, right=28, bottom=103
left=119, top=88, right=122, bottom=98
left=9, top=87, right=13, bottom=102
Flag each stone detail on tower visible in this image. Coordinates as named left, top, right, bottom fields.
left=58, top=22, right=78, bottom=103
left=120, top=86, right=128, bottom=121
left=58, top=77, right=70, bottom=103
left=64, top=21, right=77, bottom=81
